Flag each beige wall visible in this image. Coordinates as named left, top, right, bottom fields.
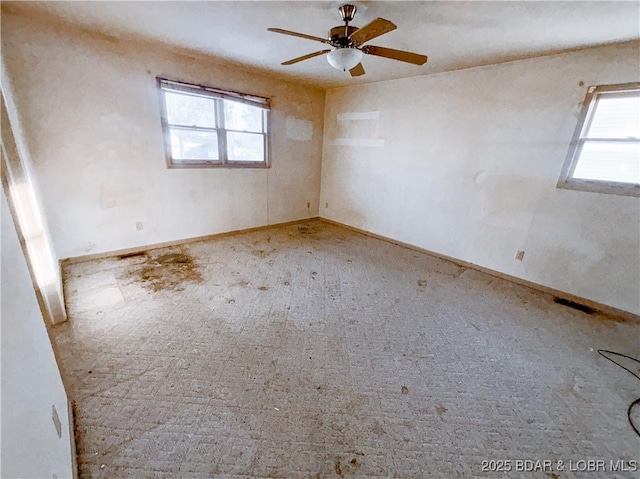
left=1, top=183, right=74, bottom=478
left=3, top=9, right=639, bottom=315
left=320, top=41, right=640, bottom=315
left=1, top=11, right=325, bottom=259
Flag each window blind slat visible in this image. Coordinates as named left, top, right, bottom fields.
left=573, top=141, right=640, bottom=184
left=586, top=96, right=640, bottom=139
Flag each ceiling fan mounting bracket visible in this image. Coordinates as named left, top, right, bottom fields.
left=339, top=4, right=357, bottom=23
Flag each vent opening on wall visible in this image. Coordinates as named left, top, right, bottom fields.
left=553, top=297, right=596, bottom=314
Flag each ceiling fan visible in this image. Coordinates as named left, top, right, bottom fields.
left=267, top=4, right=428, bottom=77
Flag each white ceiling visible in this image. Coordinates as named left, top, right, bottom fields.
left=4, top=1, right=640, bottom=88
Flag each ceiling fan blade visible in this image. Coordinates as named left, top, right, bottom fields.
left=349, top=63, right=366, bottom=77
left=267, top=28, right=330, bottom=44
left=349, top=18, right=397, bottom=46
left=363, top=45, right=428, bottom=65
left=281, top=50, right=331, bottom=66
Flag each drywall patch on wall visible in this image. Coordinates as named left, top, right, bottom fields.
left=336, top=110, right=380, bottom=138
left=474, top=171, right=489, bottom=185
left=332, top=110, right=384, bottom=148
left=100, top=183, right=145, bottom=209
left=285, top=116, right=313, bottom=141
left=328, top=138, right=385, bottom=148
left=337, top=111, right=380, bottom=121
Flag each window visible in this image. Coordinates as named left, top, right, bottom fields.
left=558, top=82, right=639, bottom=196
left=157, top=78, right=270, bottom=168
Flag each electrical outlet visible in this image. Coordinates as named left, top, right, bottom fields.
left=325, top=202, right=329, bottom=209
left=515, top=250, right=525, bottom=261
left=307, top=201, right=311, bottom=209
left=135, top=221, right=144, bottom=231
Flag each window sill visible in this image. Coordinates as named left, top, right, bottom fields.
left=167, top=162, right=270, bottom=169
left=557, top=179, right=640, bottom=197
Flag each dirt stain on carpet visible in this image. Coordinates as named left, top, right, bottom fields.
left=130, top=252, right=202, bottom=291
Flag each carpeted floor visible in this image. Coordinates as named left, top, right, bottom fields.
left=52, top=219, right=639, bottom=478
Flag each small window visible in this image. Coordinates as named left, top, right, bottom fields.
left=558, top=82, right=639, bottom=197
left=157, top=78, right=270, bottom=168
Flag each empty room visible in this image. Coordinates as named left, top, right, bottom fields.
left=2, top=1, right=639, bottom=478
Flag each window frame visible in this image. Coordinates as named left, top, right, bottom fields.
left=157, top=77, right=271, bottom=169
left=557, top=82, right=640, bottom=197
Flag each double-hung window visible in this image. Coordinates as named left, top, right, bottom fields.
left=157, top=78, right=270, bottom=168
left=558, top=82, right=639, bottom=196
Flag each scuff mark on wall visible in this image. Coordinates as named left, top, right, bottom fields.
left=51, top=405, right=62, bottom=438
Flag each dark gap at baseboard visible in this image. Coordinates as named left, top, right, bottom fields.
left=118, top=251, right=147, bottom=260
left=553, top=297, right=596, bottom=314
left=70, top=399, right=81, bottom=461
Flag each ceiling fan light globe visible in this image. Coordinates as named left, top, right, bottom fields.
left=327, top=48, right=363, bottom=72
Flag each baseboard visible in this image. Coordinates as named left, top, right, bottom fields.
left=59, top=214, right=637, bottom=322
left=319, top=217, right=640, bottom=323
left=68, top=399, right=79, bottom=479
left=61, top=217, right=320, bottom=265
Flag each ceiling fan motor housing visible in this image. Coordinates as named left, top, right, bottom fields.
left=330, top=25, right=358, bottom=47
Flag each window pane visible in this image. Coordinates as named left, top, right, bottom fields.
left=227, top=132, right=265, bottom=163
left=164, top=91, right=216, bottom=128
left=573, top=141, right=640, bottom=184
left=223, top=100, right=263, bottom=132
left=170, top=128, right=219, bottom=161
left=586, top=95, right=640, bottom=139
